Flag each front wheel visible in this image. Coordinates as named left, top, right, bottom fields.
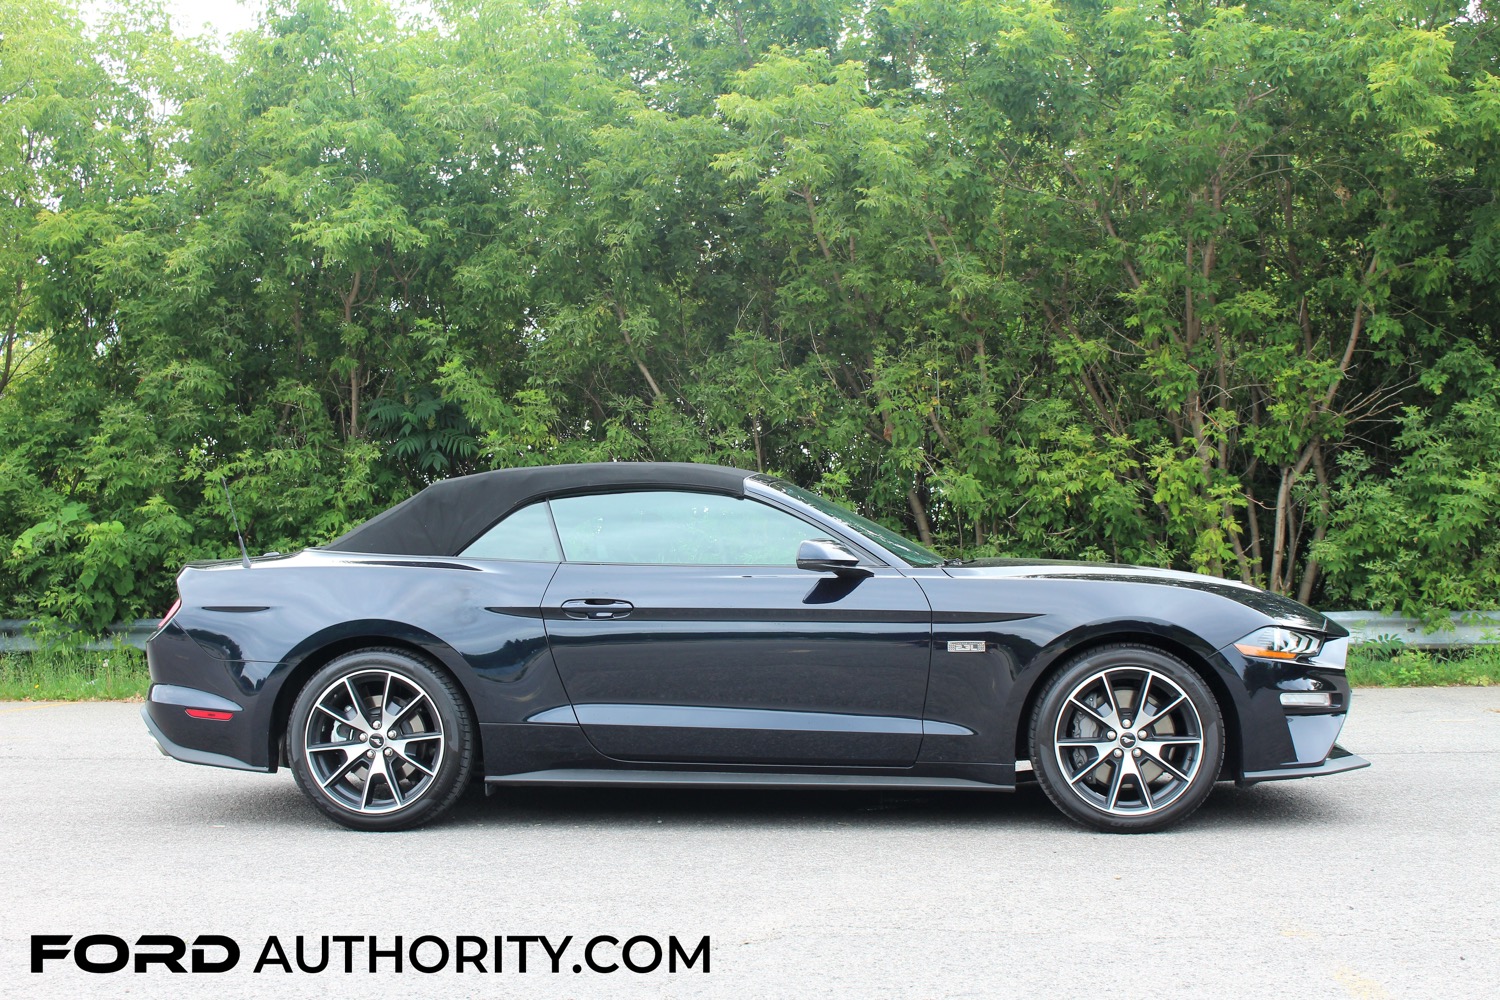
left=1030, top=644, right=1224, bottom=833
left=287, top=648, right=474, bottom=831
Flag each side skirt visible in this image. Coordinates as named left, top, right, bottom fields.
left=484, top=768, right=1013, bottom=792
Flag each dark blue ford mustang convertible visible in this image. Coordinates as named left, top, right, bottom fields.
left=143, top=462, right=1367, bottom=832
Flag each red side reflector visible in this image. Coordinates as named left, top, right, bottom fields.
left=184, top=709, right=234, bottom=721
left=159, top=598, right=182, bottom=630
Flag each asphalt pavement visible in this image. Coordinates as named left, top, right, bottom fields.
left=2, top=688, right=1497, bottom=999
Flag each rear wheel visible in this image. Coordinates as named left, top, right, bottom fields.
left=288, top=648, right=474, bottom=831
left=1030, top=644, right=1223, bottom=833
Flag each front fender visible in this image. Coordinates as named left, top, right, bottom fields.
left=998, top=619, right=1295, bottom=775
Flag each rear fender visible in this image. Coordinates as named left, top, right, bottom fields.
left=265, top=620, right=479, bottom=768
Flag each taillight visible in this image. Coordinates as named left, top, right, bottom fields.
left=158, top=598, right=182, bottom=630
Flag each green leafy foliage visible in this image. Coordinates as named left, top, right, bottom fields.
left=2, top=0, right=1499, bottom=625
left=1314, top=345, right=1500, bottom=622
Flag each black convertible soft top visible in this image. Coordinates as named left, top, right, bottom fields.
left=322, top=462, right=756, bottom=556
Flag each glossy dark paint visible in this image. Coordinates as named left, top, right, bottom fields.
left=907, top=565, right=1350, bottom=774
left=542, top=562, right=932, bottom=765
left=145, top=554, right=567, bottom=771
left=144, top=473, right=1359, bottom=793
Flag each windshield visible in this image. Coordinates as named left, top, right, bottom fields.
left=761, top=479, right=945, bottom=567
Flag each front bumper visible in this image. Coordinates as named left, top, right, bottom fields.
left=1216, top=633, right=1359, bottom=776
left=1238, top=744, right=1370, bottom=785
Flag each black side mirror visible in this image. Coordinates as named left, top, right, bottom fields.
left=796, top=539, right=863, bottom=575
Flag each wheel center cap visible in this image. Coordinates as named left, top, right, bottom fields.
left=369, top=734, right=385, bottom=749
left=1119, top=733, right=1136, bottom=748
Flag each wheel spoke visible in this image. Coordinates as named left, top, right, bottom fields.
left=343, top=677, right=372, bottom=728
left=1057, top=738, right=1112, bottom=772
left=1114, top=753, right=1149, bottom=810
left=1097, top=672, right=1122, bottom=721
left=385, top=760, right=405, bottom=806
left=319, top=749, right=366, bottom=789
left=1140, top=740, right=1200, bottom=785
left=392, top=747, right=435, bottom=777
left=1135, top=760, right=1155, bottom=810
left=361, top=755, right=387, bottom=809
left=1137, top=671, right=1153, bottom=719
left=390, top=732, right=440, bottom=752
left=1139, top=742, right=1194, bottom=783
left=314, top=702, right=367, bottom=733
left=387, top=691, right=430, bottom=730
left=1135, top=693, right=1186, bottom=731
left=1105, top=758, right=1126, bottom=809
left=1068, top=755, right=1108, bottom=785
left=1067, top=696, right=1113, bottom=729
left=1058, top=738, right=1112, bottom=784
left=307, top=739, right=363, bottom=752
left=380, top=671, right=394, bottom=721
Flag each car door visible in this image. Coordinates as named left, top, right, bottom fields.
left=537, top=489, right=933, bottom=766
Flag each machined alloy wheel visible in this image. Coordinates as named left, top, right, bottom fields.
left=1031, top=644, right=1224, bottom=832
left=288, top=648, right=473, bottom=831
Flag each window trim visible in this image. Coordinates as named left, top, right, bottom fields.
left=541, top=499, right=565, bottom=557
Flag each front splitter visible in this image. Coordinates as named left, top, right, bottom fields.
left=1238, top=744, right=1370, bottom=785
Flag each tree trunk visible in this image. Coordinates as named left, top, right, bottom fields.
left=907, top=487, right=934, bottom=546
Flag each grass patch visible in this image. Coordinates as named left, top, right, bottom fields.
left=1346, top=644, right=1500, bottom=687
left=0, top=644, right=149, bottom=701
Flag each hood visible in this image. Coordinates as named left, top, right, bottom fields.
left=941, top=558, right=1344, bottom=636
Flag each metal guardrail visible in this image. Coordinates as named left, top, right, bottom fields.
left=1323, top=611, right=1500, bottom=649
left=2, top=612, right=1497, bottom=653
left=0, top=619, right=158, bottom=653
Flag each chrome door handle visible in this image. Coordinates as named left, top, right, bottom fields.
left=561, top=599, right=635, bottom=620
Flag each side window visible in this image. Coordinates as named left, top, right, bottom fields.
left=460, top=502, right=562, bottom=561
left=548, top=491, right=823, bottom=566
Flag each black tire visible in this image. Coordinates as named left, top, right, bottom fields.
left=1029, top=644, right=1224, bottom=833
left=287, top=647, right=474, bottom=831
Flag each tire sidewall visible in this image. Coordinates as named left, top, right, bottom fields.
left=288, top=649, right=472, bottom=831
left=1031, top=645, right=1224, bottom=833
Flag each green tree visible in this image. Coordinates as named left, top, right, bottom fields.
left=2, top=0, right=1498, bottom=626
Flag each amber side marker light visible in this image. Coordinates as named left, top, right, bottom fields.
left=1235, top=645, right=1297, bottom=660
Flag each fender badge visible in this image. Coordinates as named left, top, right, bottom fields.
left=946, top=640, right=987, bottom=653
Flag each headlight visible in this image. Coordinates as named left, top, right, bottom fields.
left=1233, top=626, right=1323, bottom=660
